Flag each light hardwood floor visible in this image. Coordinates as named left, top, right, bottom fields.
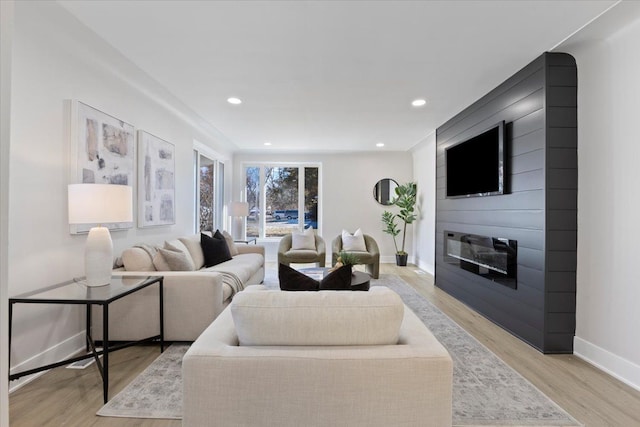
left=9, top=264, right=640, bottom=426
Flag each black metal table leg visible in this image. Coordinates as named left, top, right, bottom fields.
left=159, top=279, right=164, bottom=352
left=86, top=304, right=91, bottom=352
left=102, top=302, right=109, bottom=404
left=8, top=301, right=13, bottom=372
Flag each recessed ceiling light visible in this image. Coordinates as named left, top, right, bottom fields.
left=411, top=99, right=427, bottom=107
left=376, top=142, right=385, bottom=147
left=227, top=97, right=242, bottom=105
left=264, top=142, right=272, bottom=146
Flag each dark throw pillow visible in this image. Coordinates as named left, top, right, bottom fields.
left=278, top=263, right=319, bottom=291
left=201, top=231, right=232, bottom=267
left=319, top=265, right=353, bottom=290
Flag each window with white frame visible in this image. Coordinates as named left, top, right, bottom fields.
left=245, top=164, right=319, bottom=238
left=194, top=148, right=225, bottom=233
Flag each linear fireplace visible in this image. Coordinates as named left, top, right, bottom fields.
left=444, top=231, right=517, bottom=289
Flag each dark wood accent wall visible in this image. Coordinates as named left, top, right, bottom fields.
left=435, top=52, right=577, bottom=353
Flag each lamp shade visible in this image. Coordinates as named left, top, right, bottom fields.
left=229, top=201, right=249, bottom=217
left=68, top=184, right=133, bottom=224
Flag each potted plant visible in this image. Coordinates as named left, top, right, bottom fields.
left=381, top=182, right=417, bottom=266
left=331, top=251, right=360, bottom=274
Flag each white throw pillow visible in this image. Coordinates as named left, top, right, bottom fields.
left=165, top=239, right=194, bottom=262
left=222, top=230, right=239, bottom=256
left=151, top=249, right=170, bottom=271
left=155, top=247, right=195, bottom=271
left=291, top=227, right=316, bottom=250
left=153, top=241, right=196, bottom=271
left=342, top=228, right=367, bottom=251
left=178, top=235, right=205, bottom=269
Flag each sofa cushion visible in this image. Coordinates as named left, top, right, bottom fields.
left=201, top=232, right=232, bottom=267
left=121, top=247, right=156, bottom=271
left=279, top=263, right=319, bottom=291
left=179, top=235, right=205, bottom=270
left=231, top=287, right=404, bottom=346
left=284, top=249, right=321, bottom=261
left=203, top=253, right=263, bottom=284
left=342, top=228, right=367, bottom=251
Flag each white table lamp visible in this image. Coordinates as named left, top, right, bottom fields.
left=229, top=201, right=249, bottom=241
left=68, top=184, right=133, bottom=287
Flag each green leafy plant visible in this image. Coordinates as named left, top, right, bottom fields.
left=337, top=251, right=360, bottom=266
left=381, top=182, right=417, bottom=255
left=381, top=211, right=401, bottom=253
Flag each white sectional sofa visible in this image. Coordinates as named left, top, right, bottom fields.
left=183, top=285, right=453, bottom=426
left=92, top=233, right=265, bottom=342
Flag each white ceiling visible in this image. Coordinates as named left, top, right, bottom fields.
left=58, top=0, right=617, bottom=152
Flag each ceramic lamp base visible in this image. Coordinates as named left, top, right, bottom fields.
left=232, top=217, right=245, bottom=241
left=85, top=226, right=113, bottom=287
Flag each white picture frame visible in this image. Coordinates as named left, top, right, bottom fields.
left=137, top=130, right=176, bottom=227
left=69, top=100, right=135, bottom=234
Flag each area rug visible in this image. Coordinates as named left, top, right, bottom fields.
left=375, top=274, right=581, bottom=426
left=98, top=273, right=581, bottom=426
left=97, top=343, right=186, bottom=419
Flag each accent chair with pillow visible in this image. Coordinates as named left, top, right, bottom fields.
left=183, top=285, right=453, bottom=426
left=332, top=228, right=380, bottom=278
left=277, top=227, right=326, bottom=267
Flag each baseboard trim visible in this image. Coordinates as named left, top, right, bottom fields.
left=379, top=255, right=417, bottom=265
left=415, top=259, right=434, bottom=276
left=380, top=255, right=396, bottom=264
left=574, top=336, right=640, bottom=392
left=9, top=332, right=85, bottom=393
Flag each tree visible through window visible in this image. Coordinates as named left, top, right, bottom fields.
left=246, top=167, right=260, bottom=238
left=265, top=167, right=298, bottom=237
left=245, top=164, right=320, bottom=238
left=305, top=167, right=319, bottom=229
left=199, top=155, right=215, bottom=232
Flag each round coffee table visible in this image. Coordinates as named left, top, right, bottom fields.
left=298, top=267, right=370, bottom=291
left=347, top=271, right=371, bottom=291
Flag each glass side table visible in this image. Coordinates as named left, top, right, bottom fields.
left=8, top=275, right=164, bottom=403
left=234, top=238, right=257, bottom=244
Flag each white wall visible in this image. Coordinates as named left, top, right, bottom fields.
left=1, top=0, right=14, bottom=422
left=410, top=133, right=436, bottom=274
left=8, top=1, right=231, bottom=389
left=557, top=2, right=640, bottom=390
left=233, top=151, right=414, bottom=263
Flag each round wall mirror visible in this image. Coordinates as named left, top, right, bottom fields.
left=373, top=178, right=398, bottom=205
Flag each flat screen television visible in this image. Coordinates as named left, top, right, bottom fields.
left=445, top=121, right=506, bottom=198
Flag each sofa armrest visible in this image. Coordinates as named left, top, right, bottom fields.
left=235, top=244, right=265, bottom=257
left=331, top=235, right=343, bottom=265
left=364, top=234, right=380, bottom=256
left=315, top=236, right=326, bottom=255
left=278, top=235, right=292, bottom=255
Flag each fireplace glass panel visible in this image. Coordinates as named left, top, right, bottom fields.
left=444, top=231, right=517, bottom=289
